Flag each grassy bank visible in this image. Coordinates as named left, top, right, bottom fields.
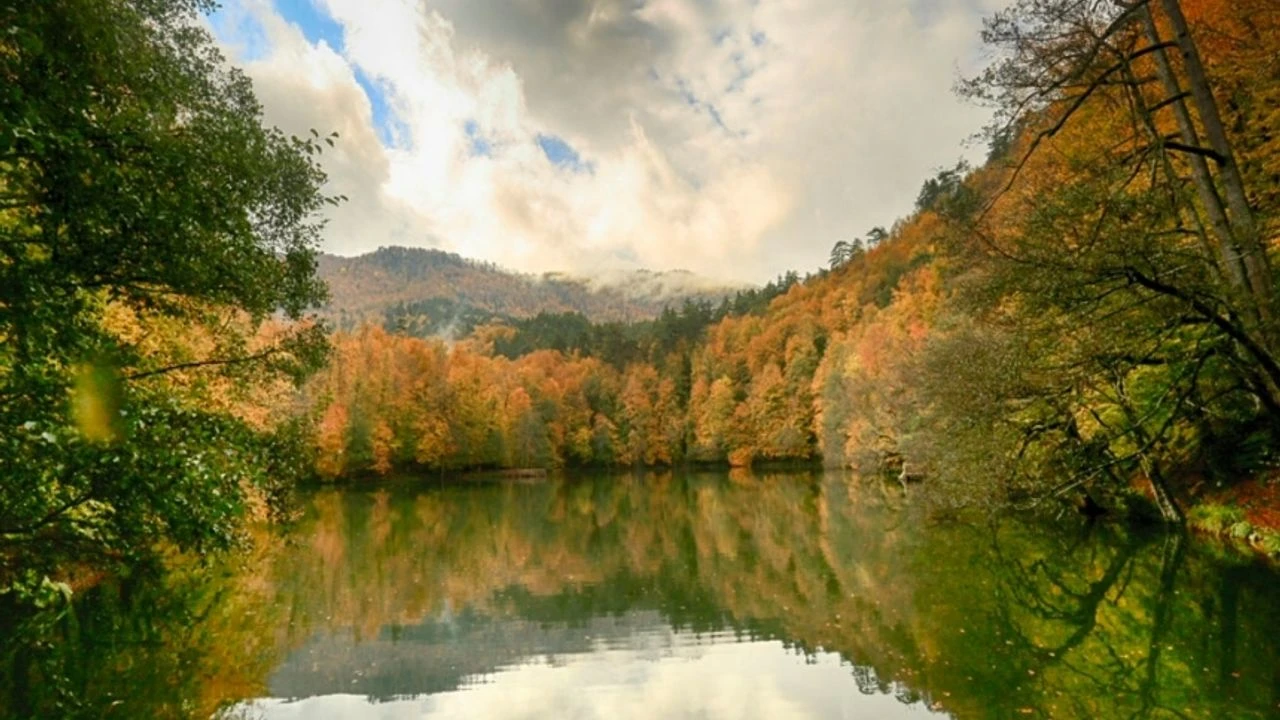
left=1187, top=478, right=1280, bottom=559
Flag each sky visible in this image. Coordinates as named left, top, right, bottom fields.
left=206, top=0, right=1003, bottom=284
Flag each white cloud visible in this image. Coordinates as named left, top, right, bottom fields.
left=231, top=637, right=946, bottom=719
left=211, top=0, right=999, bottom=283
left=212, top=0, right=439, bottom=256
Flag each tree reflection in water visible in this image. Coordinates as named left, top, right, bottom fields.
left=2, top=471, right=1277, bottom=719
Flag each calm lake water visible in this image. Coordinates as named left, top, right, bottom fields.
left=4, top=471, right=1279, bottom=719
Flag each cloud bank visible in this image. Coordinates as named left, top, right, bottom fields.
left=209, top=0, right=1001, bottom=282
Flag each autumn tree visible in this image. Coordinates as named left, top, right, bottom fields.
left=951, top=0, right=1280, bottom=520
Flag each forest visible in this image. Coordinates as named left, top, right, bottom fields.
left=4, top=0, right=1280, bottom=615
left=303, top=0, right=1280, bottom=538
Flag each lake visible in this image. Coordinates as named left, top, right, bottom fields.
left=4, top=470, right=1278, bottom=719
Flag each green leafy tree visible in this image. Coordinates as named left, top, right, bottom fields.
left=0, top=0, right=335, bottom=591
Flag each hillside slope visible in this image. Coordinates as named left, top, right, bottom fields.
left=317, top=246, right=743, bottom=333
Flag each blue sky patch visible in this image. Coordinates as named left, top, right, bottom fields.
left=273, top=0, right=345, bottom=51
left=237, top=0, right=407, bottom=149
left=706, top=104, right=726, bottom=130
left=675, top=77, right=698, bottom=107
left=674, top=77, right=728, bottom=132
left=464, top=120, right=493, bottom=157
left=726, top=51, right=752, bottom=93
left=536, top=134, right=592, bottom=173
left=206, top=4, right=270, bottom=62
left=355, top=68, right=409, bottom=148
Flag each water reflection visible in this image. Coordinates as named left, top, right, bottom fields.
left=3, top=471, right=1279, bottom=719
left=240, top=627, right=944, bottom=720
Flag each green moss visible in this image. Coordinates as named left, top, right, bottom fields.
left=1187, top=504, right=1245, bottom=535
left=1187, top=503, right=1280, bottom=558
left=1260, top=531, right=1280, bottom=557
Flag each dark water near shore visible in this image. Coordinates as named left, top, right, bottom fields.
left=4, top=470, right=1279, bottom=719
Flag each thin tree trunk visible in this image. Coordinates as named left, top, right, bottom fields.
left=1111, top=39, right=1225, bottom=280
left=1146, top=464, right=1184, bottom=523
left=1113, top=373, right=1185, bottom=523
left=1158, top=0, right=1274, bottom=314
left=1136, top=4, right=1249, bottom=292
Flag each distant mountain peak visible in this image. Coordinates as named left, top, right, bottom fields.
left=316, top=247, right=748, bottom=334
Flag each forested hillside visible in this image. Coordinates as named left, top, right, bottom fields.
left=317, top=246, right=745, bottom=334
left=306, top=221, right=924, bottom=475
left=307, top=0, right=1280, bottom=541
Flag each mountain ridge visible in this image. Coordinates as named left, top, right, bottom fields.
left=316, top=246, right=749, bottom=333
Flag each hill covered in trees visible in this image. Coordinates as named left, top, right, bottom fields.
left=305, top=0, right=1280, bottom=544
left=317, top=246, right=746, bottom=336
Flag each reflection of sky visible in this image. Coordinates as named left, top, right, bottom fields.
left=234, top=633, right=947, bottom=719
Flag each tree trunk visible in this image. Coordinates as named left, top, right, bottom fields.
left=1113, top=371, right=1185, bottom=524
left=1146, top=466, right=1184, bottom=523
left=1158, top=0, right=1274, bottom=316
left=1136, top=4, right=1249, bottom=292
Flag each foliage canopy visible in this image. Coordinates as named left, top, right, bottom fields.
left=0, top=0, right=334, bottom=594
